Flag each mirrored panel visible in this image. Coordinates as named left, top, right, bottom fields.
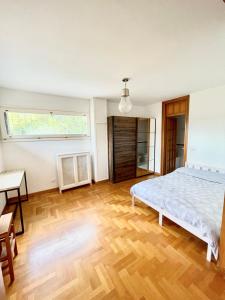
left=136, top=118, right=156, bottom=177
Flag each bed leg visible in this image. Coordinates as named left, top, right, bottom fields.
left=207, top=244, right=212, bottom=262
left=159, top=212, right=163, bottom=226
left=132, top=195, right=135, bottom=207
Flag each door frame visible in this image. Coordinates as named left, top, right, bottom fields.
left=161, top=95, right=189, bottom=175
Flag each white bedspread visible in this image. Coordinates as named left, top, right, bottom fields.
left=130, top=167, right=225, bottom=259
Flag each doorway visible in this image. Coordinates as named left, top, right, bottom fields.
left=161, top=96, right=189, bottom=175
left=165, top=115, right=185, bottom=173
left=175, top=116, right=185, bottom=169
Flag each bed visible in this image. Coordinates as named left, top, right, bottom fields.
left=130, top=163, right=225, bottom=261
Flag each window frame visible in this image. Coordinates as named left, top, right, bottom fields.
left=0, top=107, right=90, bottom=141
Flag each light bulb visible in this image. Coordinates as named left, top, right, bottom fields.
left=118, top=96, right=133, bottom=113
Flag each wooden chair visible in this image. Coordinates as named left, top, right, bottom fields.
left=0, top=263, right=6, bottom=300
left=0, top=213, right=18, bottom=283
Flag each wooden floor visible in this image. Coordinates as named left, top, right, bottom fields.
left=5, top=177, right=225, bottom=300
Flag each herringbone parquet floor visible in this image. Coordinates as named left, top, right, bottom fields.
left=5, top=177, right=225, bottom=300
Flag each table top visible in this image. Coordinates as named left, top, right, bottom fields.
left=0, top=170, right=25, bottom=192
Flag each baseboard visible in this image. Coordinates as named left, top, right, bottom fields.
left=7, top=180, right=111, bottom=202
left=92, top=179, right=109, bottom=184
left=7, top=187, right=59, bottom=204
left=29, top=187, right=59, bottom=196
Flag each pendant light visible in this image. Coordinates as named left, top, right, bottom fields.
left=118, top=78, right=132, bottom=113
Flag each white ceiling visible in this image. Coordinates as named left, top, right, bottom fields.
left=0, top=0, right=225, bottom=104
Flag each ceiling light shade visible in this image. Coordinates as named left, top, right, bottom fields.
left=118, top=78, right=132, bottom=113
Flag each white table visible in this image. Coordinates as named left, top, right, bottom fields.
left=0, top=170, right=28, bottom=235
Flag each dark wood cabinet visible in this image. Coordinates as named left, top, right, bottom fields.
left=108, top=116, right=137, bottom=183
left=108, top=116, right=156, bottom=183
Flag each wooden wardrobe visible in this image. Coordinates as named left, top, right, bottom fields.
left=108, top=116, right=137, bottom=182
left=107, top=116, right=156, bottom=183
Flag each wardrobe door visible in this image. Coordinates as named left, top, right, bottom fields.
left=113, top=116, right=137, bottom=182
left=107, top=116, right=114, bottom=182
left=136, top=118, right=150, bottom=177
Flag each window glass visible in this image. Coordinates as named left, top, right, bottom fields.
left=5, top=111, right=88, bottom=137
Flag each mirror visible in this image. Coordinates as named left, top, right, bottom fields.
left=136, top=118, right=156, bottom=177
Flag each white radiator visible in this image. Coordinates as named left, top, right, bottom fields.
left=57, top=152, right=92, bottom=193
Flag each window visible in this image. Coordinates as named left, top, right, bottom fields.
left=3, top=110, right=89, bottom=139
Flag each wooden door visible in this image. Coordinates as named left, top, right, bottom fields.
left=161, top=95, right=189, bottom=175
left=165, top=118, right=177, bottom=174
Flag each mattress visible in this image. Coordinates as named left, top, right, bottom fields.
left=130, top=167, right=225, bottom=259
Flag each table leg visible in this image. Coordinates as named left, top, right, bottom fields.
left=24, top=171, right=29, bottom=202
left=16, top=188, right=24, bottom=235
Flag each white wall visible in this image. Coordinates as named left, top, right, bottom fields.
left=0, top=142, right=5, bottom=214
left=90, top=98, right=108, bottom=182
left=1, top=83, right=223, bottom=201
left=188, top=85, right=225, bottom=168
left=147, top=85, right=225, bottom=173
left=0, top=143, right=4, bottom=171
left=148, top=102, right=162, bottom=174
left=0, top=88, right=90, bottom=113
left=0, top=88, right=91, bottom=194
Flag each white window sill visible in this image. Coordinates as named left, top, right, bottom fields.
left=1, top=136, right=91, bottom=143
